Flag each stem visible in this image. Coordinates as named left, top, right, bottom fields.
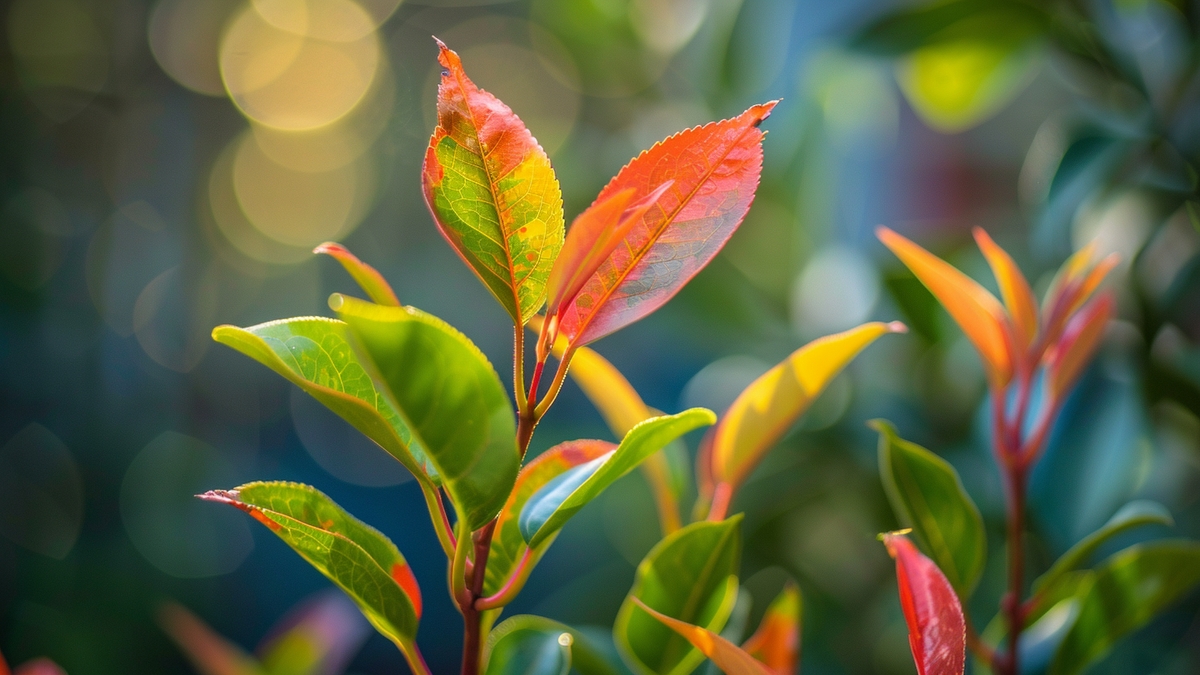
left=707, top=481, right=733, bottom=522
left=404, top=645, right=434, bottom=675
left=421, top=483, right=456, bottom=558
left=514, top=324, right=527, bottom=412
left=1000, top=463, right=1027, bottom=675
left=460, top=520, right=497, bottom=675
left=965, top=616, right=996, bottom=666
left=533, top=347, right=576, bottom=418
left=476, top=547, right=535, bottom=610
left=527, top=359, right=546, bottom=408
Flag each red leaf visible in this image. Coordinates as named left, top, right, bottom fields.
left=314, top=242, right=400, bottom=307
left=557, top=101, right=777, bottom=346
left=742, top=583, right=801, bottom=674
left=1045, top=292, right=1114, bottom=399
left=882, top=533, right=965, bottom=675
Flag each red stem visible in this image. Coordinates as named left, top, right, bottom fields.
left=476, top=548, right=534, bottom=610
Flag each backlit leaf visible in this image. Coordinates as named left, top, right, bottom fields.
left=1049, top=541, right=1200, bottom=675
left=711, top=322, right=904, bottom=490
left=314, top=242, right=400, bottom=307
left=199, top=483, right=422, bottom=657
left=881, top=533, right=966, bottom=675
left=158, top=603, right=265, bottom=675
left=973, top=228, right=1038, bottom=350
left=557, top=101, right=777, bottom=346
left=421, top=39, right=564, bottom=326
left=1046, top=293, right=1114, bottom=399
left=615, top=518, right=743, bottom=675
left=519, top=409, right=715, bottom=548
left=878, top=226, right=1011, bottom=386
left=629, top=598, right=772, bottom=675
left=741, top=584, right=801, bottom=675
left=873, top=420, right=986, bottom=596
left=334, top=296, right=520, bottom=530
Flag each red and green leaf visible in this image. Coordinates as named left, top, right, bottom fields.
left=556, top=101, right=778, bottom=346
left=741, top=583, right=802, bottom=674
left=881, top=533, right=966, bottom=675
left=421, top=39, right=564, bottom=326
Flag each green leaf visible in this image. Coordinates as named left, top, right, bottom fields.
left=334, top=296, right=520, bottom=530
left=212, top=318, right=436, bottom=484
left=199, top=482, right=422, bottom=656
left=314, top=242, right=400, bottom=307
left=1049, top=541, right=1200, bottom=675
left=1033, top=501, right=1174, bottom=595
left=615, top=517, right=743, bottom=675
left=486, top=616, right=633, bottom=675
left=850, top=0, right=1045, bottom=56
left=519, top=409, right=716, bottom=548
left=872, top=419, right=986, bottom=596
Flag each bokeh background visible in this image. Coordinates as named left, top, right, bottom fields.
left=2, top=0, right=1200, bottom=672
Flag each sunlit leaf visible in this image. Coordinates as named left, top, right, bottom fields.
left=557, top=101, right=777, bottom=346
left=314, top=242, right=400, bottom=307
left=485, top=439, right=614, bottom=598
left=628, top=598, right=772, bottom=675
left=486, top=616, right=633, bottom=675
left=1046, top=293, right=1114, bottom=398
left=878, top=226, right=1011, bottom=386
left=158, top=602, right=265, bottom=675
left=881, top=533, right=966, bottom=675
left=741, top=583, right=801, bottom=675
left=873, top=420, right=986, bottom=596
left=519, top=409, right=715, bottom=548
left=421, top=39, right=564, bottom=326
left=615, top=518, right=742, bottom=675
left=1034, top=500, right=1173, bottom=597
left=211, top=318, right=436, bottom=483
left=711, top=322, right=904, bottom=490
left=199, top=482, right=422, bottom=657
left=1049, top=541, right=1200, bottom=675
left=334, top=296, right=520, bottom=530
left=973, top=228, right=1038, bottom=349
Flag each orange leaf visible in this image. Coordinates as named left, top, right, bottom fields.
left=878, top=227, right=1012, bottom=386
left=630, top=597, right=775, bottom=675
left=742, top=583, right=802, bottom=675
left=972, top=228, right=1037, bottom=350
left=1047, top=292, right=1114, bottom=399
left=314, top=242, right=400, bottom=307
left=881, top=533, right=966, bottom=675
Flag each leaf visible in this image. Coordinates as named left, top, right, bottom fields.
left=485, top=618, right=572, bottom=675
left=873, top=420, right=986, bottom=597
left=485, top=439, right=615, bottom=598
left=1046, top=292, right=1114, bottom=399
left=199, top=482, right=422, bottom=656
left=711, top=322, right=904, bottom=490
left=259, top=592, right=371, bottom=675
left=741, top=584, right=801, bottom=675
left=615, top=518, right=743, bottom=675
left=556, top=101, right=777, bottom=346
left=881, top=533, right=966, bottom=675
left=314, top=242, right=400, bottom=307
left=421, top=39, right=564, bottom=326
left=519, top=408, right=715, bottom=548
left=212, top=318, right=436, bottom=484
left=629, top=598, right=772, bottom=675
left=973, top=228, right=1038, bottom=350
left=158, top=602, right=266, bottom=675
left=1033, top=501, right=1175, bottom=595
left=486, top=616, right=633, bottom=675
left=1049, top=541, right=1200, bottom=675
left=877, top=226, right=1011, bottom=386
left=849, top=0, right=1045, bottom=56
left=334, top=296, right=520, bottom=530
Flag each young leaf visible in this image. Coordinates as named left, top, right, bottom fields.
left=881, top=533, right=966, bottom=675
left=486, top=616, right=632, bottom=675
left=199, top=482, right=422, bottom=656
left=556, top=101, right=778, bottom=346
left=877, top=226, right=1012, bottom=386
left=741, top=583, right=801, bottom=675
left=1049, top=541, right=1200, bottom=675
left=711, top=322, right=904, bottom=490
left=158, top=603, right=265, bottom=675
left=1046, top=292, right=1113, bottom=399
left=421, top=39, right=564, bottom=326
left=873, top=420, right=986, bottom=597
left=334, top=296, right=520, bottom=530
left=973, top=228, right=1037, bottom=350
left=314, top=242, right=400, bottom=307
left=1033, top=500, right=1174, bottom=596
left=212, top=318, right=436, bottom=483
left=519, top=408, right=716, bottom=548
left=628, top=598, right=772, bottom=675
left=615, top=518, right=743, bottom=675
left=485, top=439, right=615, bottom=598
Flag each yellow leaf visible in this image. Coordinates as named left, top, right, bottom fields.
left=973, top=228, right=1038, bottom=350
left=897, top=39, right=1035, bottom=133
left=630, top=596, right=775, bottom=675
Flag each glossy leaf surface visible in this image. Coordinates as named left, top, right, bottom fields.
left=741, top=583, right=801, bottom=675
left=878, top=226, right=1011, bottom=386
left=882, top=533, right=966, bottom=675
left=486, top=616, right=633, bottom=675
left=314, top=242, right=400, bottom=307
left=485, top=439, right=615, bottom=597
left=421, top=40, right=564, bottom=325
left=335, top=296, right=519, bottom=530
left=199, top=482, right=421, bottom=653
left=1050, top=541, right=1200, bottom=675
left=873, top=420, right=986, bottom=596
left=973, top=228, right=1037, bottom=349
left=212, top=318, right=435, bottom=483
left=629, top=598, right=772, bottom=675
left=712, top=322, right=904, bottom=489
left=519, top=408, right=715, bottom=548
left=485, top=617, right=572, bottom=675
left=557, top=101, right=777, bottom=346
left=615, top=518, right=742, bottom=675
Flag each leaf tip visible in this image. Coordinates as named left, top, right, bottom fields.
left=313, top=241, right=343, bottom=256
left=196, top=489, right=237, bottom=504
left=327, top=292, right=347, bottom=312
